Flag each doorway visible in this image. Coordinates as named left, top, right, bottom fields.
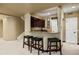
left=65, top=17, right=77, bottom=44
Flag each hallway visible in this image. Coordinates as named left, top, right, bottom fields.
left=0, top=38, right=79, bottom=55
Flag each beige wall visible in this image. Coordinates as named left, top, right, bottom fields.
left=0, top=20, right=3, bottom=37
left=13, top=17, right=24, bottom=40
left=3, top=17, right=16, bottom=40
left=3, top=16, right=24, bottom=41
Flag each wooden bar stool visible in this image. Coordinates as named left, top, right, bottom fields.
left=47, top=38, right=62, bottom=55
left=30, top=37, right=43, bottom=55
left=23, top=35, right=33, bottom=51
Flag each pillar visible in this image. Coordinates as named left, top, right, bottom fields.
left=57, top=6, right=64, bottom=44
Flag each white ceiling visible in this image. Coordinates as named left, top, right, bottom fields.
left=0, top=3, right=63, bottom=17
left=0, top=3, right=79, bottom=17
left=36, top=3, right=79, bottom=17
left=36, top=7, right=58, bottom=17
left=63, top=3, right=79, bottom=13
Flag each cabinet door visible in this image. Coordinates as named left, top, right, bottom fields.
left=41, top=20, right=45, bottom=28
left=31, top=19, right=34, bottom=27
left=31, top=16, right=45, bottom=28
left=38, top=19, right=42, bottom=27
left=34, top=19, right=37, bottom=27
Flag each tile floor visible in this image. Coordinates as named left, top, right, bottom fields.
left=0, top=39, right=79, bottom=55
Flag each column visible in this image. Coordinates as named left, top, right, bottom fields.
left=57, top=6, right=64, bottom=44
left=24, top=13, right=31, bottom=35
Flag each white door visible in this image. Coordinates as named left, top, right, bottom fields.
left=66, top=17, right=77, bottom=44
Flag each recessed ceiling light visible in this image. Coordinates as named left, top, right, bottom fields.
left=47, top=13, right=50, bottom=15
left=72, top=6, right=76, bottom=8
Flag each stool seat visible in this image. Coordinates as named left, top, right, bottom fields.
left=32, top=37, right=43, bottom=41
left=24, top=35, right=33, bottom=38
left=48, top=38, right=61, bottom=42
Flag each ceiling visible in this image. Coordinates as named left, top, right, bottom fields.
left=63, top=3, right=79, bottom=13
left=0, top=3, right=79, bottom=17
left=36, top=3, right=79, bottom=17
left=0, top=3, right=64, bottom=17
left=36, top=7, right=58, bottom=17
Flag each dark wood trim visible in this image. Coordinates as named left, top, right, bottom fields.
left=63, top=41, right=66, bottom=42
left=77, top=43, right=79, bottom=45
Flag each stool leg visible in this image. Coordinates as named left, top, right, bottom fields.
left=60, top=41, right=62, bottom=55
left=47, top=40, right=49, bottom=53
left=49, top=42, right=51, bottom=55
left=32, top=40, right=34, bottom=47
left=38, top=41, right=40, bottom=55
left=30, top=40, right=33, bottom=53
left=42, top=40, right=43, bottom=53
left=56, top=42, right=57, bottom=52
left=35, top=41, right=36, bottom=48
left=23, top=37, right=25, bottom=48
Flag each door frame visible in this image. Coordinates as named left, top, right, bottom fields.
left=64, top=16, right=78, bottom=44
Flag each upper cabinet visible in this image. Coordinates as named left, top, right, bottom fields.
left=31, top=16, right=45, bottom=28
left=31, top=16, right=46, bottom=31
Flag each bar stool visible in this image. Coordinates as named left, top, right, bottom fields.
left=47, top=38, right=62, bottom=55
left=23, top=35, right=33, bottom=51
left=30, top=37, right=43, bottom=55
